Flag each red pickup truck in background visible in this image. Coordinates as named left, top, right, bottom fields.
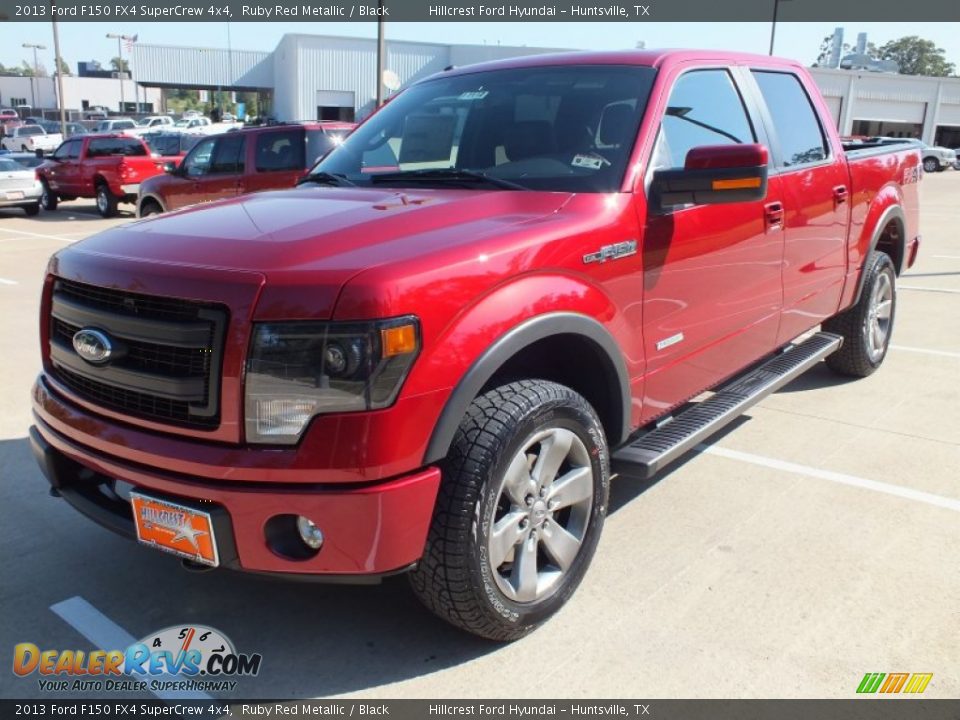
left=37, top=134, right=173, bottom=217
left=30, top=51, right=920, bottom=641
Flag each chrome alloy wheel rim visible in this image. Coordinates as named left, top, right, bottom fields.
left=97, top=189, right=107, bottom=213
left=487, top=427, right=594, bottom=604
left=866, top=271, right=893, bottom=362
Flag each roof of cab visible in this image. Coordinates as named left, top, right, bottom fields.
left=431, top=49, right=803, bottom=81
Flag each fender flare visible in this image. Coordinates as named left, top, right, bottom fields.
left=423, top=312, right=632, bottom=465
left=851, top=203, right=906, bottom=307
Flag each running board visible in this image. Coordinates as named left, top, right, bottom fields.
left=611, top=332, right=843, bottom=481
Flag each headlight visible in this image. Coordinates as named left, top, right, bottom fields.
left=244, top=317, right=420, bottom=444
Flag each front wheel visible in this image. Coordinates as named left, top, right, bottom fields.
left=95, top=183, right=118, bottom=218
left=40, top=180, right=57, bottom=211
left=823, top=251, right=896, bottom=377
left=922, top=157, right=939, bottom=173
left=409, top=380, right=610, bottom=641
left=23, top=202, right=40, bottom=217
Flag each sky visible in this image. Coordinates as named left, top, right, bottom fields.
left=3, top=21, right=958, bottom=75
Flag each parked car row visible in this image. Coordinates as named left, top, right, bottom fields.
left=0, top=120, right=357, bottom=218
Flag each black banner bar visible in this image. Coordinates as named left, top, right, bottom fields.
left=0, top=0, right=958, bottom=22
left=4, top=701, right=960, bottom=720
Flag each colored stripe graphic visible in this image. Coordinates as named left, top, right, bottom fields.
left=857, top=673, right=886, bottom=693
left=880, top=673, right=909, bottom=693
left=903, top=673, right=934, bottom=694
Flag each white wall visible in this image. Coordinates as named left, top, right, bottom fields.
left=0, top=75, right=161, bottom=114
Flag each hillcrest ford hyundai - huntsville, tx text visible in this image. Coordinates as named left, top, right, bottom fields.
left=30, top=51, right=920, bottom=640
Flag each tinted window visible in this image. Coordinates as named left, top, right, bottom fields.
left=752, top=71, right=828, bottom=167
left=651, top=69, right=755, bottom=171
left=53, top=140, right=80, bottom=160
left=86, top=137, right=146, bottom=157
left=112, top=120, right=136, bottom=130
left=255, top=129, right=304, bottom=172
left=20, top=126, right=44, bottom=136
left=183, top=137, right=216, bottom=177
left=144, top=135, right=177, bottom=156
left=210, top=134, right=245, bottom=174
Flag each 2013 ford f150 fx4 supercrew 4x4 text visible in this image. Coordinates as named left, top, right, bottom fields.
left=30, top=51, right=921, bottom=641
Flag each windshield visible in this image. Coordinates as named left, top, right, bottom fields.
left=0, top=159, right=23, bottom=172
left=312, top=65, right=656, bottom=192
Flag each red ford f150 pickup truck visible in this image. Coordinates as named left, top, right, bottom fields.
left=30, top=51, right=920, bottom=640
left=36, top=134, right=172, bottom=217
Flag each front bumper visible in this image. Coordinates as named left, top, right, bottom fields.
left=30, top=382, right=442, bottom=578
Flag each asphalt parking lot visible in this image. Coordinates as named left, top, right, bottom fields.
left=1, top=176, right=958, bottom=701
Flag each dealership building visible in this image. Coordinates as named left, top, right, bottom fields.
left=2, top=33, right=958, bottom=147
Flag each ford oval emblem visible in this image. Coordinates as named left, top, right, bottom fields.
left=72, top=328, right=113, bottom=365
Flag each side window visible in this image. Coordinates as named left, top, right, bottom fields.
left=751, top=71, right=828, bottom=167
left=182, top=138, right=216, bottom=177
left=255, top=130, right=304, bottom=172
left=86, top=138, right=112, bottom=158
left=53, top=140, right=78, bottom=160
left=652, top=69, right=756, bottom=171
left=210, top=134, right=245, bottom=174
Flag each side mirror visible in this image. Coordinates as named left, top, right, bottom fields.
left=650, top=143, right=768, bottom=213
left=162, top=161, right=178, bottom=174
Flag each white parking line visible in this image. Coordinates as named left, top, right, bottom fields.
left=891, top=344, right=960, bottom=359
left=899, top=285, right=960, bottom=295
left=697, top=445, right=960, bottom=513
left=0, top=278, right=18, bottom=285
left=0, top=228, right=77, bottom=243
left=50, top=596, right=213, bottom=701
left=932, top=255, right=960, bottom=260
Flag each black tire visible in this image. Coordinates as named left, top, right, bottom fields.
left=139, top=200, right=162, bottom=217
left=823, top=251, right=897, bottom=378
left=40, top=180, right=57, bottom=211
left=23, top=203, right=40, bottom=217
left=95, top=182, right=118, bottom=218
left=922, top=157, right=939, bottom=173
left=409, top=380, right=610, bottom=641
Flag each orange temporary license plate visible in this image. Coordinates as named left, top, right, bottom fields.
left=130, top=492, right=219, bottom=567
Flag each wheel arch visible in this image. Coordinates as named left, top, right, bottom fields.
left=136, top=193, right=165, bottom=217
left=851, top=203, right=906, bottom=307
left=423, top=312, right=631, bottom=465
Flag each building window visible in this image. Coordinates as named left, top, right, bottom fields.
left=10, top=97, right=28, bottom=107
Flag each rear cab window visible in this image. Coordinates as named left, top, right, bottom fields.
left=750, top=71, right=829, bottom=168
left=86, top=137, right=148, bottom=158
left=255, top=129, right=305, bottom=172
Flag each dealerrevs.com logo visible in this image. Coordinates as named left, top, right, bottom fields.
left=13, top=624, right=262, bottom=693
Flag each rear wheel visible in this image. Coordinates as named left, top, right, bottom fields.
left=95, top=182, right=118, bottom=218
left=409, top=380, right=609, bottom=641
left=23, top=203, right=40, bottom=217
left=40, top=180, right=57, bottom=211
left=823, top=251, right=896, bottom=377
left=139, top=200, right=162, bottom=217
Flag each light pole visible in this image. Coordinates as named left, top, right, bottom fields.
left=375, top=0, right=385, bottom=107
left=768, top=0, right=791, bottom=56
left=51, top=1, right=67, bottom=136
left=22, top=43, right=46, bottom=109
left=106, top=33, right=134, bottom=112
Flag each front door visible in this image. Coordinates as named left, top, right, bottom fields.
left=639, top=67, right=784, bottom=423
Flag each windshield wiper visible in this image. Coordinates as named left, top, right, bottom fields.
left=369, top=168, right=527, bottom=191
left=297, top=172, right=355, bottom=187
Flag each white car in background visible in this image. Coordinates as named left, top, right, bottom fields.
left=168, top=116, right=243, bottom=135
left=129, top=116, right=176, bottom=135
left=0, top=125, right=63, bottom=153
left=93, top=118, right=139, bottom=135
left=921, top=143, right=957, bottom=173
left=0, top=155, right=43, bottom=215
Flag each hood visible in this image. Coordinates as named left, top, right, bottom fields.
left=57, top=186, right=573, bottom=317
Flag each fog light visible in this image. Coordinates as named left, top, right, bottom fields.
left=296, top=516, right=324, bottom=550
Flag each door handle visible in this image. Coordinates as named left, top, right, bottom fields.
left=833, top=185, right=848, bottom=205
left=764, top=201, right=784, bottom=230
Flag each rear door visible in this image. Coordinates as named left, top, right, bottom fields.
left=241, top=127, right=307, bottom=194
left=746, top=69, right=850, bottom=344
left=638, top=66, right=784, bottom=421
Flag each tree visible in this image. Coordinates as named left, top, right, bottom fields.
left=56, top=57, right=71, bottom=76
left=109, top=56, right=130, bottom=74
left=19, top=60, right=36, bottom=77
left=878, top=36, right=956, bottom=76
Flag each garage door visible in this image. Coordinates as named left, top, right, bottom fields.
left=854, top=99, right=926, bottom=124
